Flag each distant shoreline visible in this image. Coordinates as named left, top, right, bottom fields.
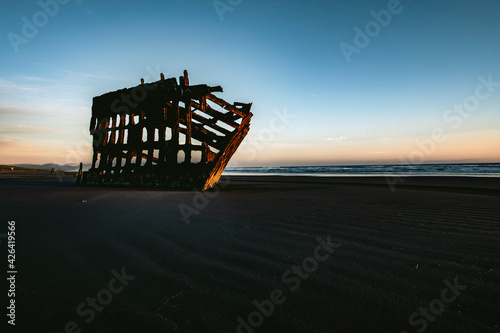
left=2, top=162, right=500, bottom=179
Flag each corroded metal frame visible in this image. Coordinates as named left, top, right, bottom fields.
left=79, top=70, right=252, bottom=190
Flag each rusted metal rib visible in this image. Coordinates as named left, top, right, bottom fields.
left=79, top=70, right=252, bottom=190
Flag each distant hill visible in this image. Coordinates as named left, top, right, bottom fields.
left=0, top=165, right=49, bottom=171
left=6, top=163, right=92, bottom=171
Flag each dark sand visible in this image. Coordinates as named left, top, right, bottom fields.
left=1, top=174, right=499, bottom=333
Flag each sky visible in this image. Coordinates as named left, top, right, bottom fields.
left=1, top=0, right=499, bottom=167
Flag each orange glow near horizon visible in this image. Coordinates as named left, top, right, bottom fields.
left=229, top=129, right=500, bottom=166
left=1, top=129, right=499, bottom=167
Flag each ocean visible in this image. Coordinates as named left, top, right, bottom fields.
left=223, top=163, right=500, bottom=177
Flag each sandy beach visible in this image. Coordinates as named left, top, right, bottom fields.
left=1, top=174, right=499, bottom=333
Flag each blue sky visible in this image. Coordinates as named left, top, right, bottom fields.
left=1, top=0, right=499, bottom=166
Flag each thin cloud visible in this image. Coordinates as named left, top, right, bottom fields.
left=0, top=137, right=30, bottom=151
left=323, top=136, right=347, bottom=143
left=18, top=76, right=55, bottom=83
left=0, top=78, right=42, bottom=92
left=60, top=69, right=115, bottom=80
left=0, top=106, right=57, bottom=117
left=0, top=125, right=51, bottom=134
left=53, top=67, right=121, bottom=81
left=0, top=76, right=91, bottom=111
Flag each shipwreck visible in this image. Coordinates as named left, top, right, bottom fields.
left=78, top=70, right=252, bottom=190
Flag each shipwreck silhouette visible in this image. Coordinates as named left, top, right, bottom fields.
left=78, top=70, right=252, bottom=190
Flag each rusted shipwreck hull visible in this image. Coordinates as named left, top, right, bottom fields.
left=79, top=70, right=252, bottom=190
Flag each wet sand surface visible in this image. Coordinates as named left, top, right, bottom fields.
left=1, top=175, right=499, bottom=333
